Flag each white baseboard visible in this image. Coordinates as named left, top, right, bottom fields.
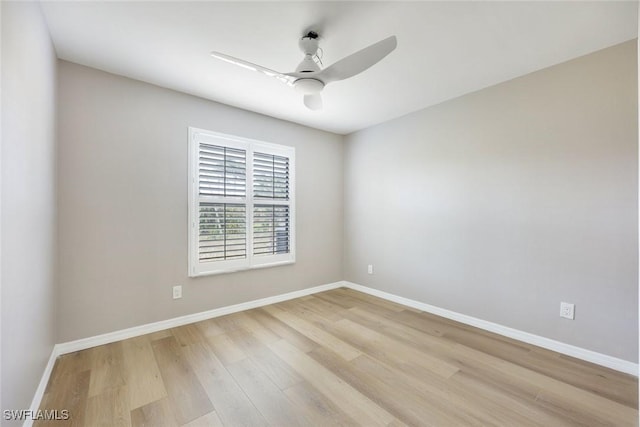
left=342, top=281, right=639, bottom=377
left=55, top=281, right=343, bottom=355
left=23, top=346, right=59, bottom=427
left=28, top=278, right=637, bottom=423
left=26, top=281, right=343, bottom=424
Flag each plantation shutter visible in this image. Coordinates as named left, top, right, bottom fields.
left=189, top=128, right=295, bottom=276
left=252, top=152, right=291, bottom=257
left=197, top=143, right=247, bottom=265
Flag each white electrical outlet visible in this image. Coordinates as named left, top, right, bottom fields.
left=173, top=285, right=182, bottom=299
left=367, top=264, right=373, bottom=275
left=560, top=302, right=574, bottom=319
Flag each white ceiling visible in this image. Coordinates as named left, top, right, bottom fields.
left=40, top=1, right=638, bottom=135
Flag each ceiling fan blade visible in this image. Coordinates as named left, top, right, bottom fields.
left=210, top=51, right=294, bottom=85
left=303, top=93, right=323, bottom=111
left=318, top=36, right=397, bottom=84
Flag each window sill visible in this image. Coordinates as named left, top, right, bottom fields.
left=189, top=259, right=295, bottom=278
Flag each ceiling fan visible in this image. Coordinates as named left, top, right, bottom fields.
left=210, top=31, right=397, bottom=111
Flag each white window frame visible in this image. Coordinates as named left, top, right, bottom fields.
left=188, top=127, right=296, bottom=277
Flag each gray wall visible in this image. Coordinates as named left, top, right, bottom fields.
left=57, top=61, right=344, bottom=342
left=1, top=1, right=58, bottom=417
left=344, top=40, right=638, bottom=362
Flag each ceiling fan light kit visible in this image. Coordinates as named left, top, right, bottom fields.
left=294, top=79, right=324, bottom=94
left=210, top=31, right=397, bottom=111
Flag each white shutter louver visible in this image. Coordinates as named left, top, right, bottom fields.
left=253, top=152, right=289, bottom=200
left=199, top=203, right=247, bottom=261
left=253, top=205, right=290, bottom=256
left=199, top=144, right=246, bottom=197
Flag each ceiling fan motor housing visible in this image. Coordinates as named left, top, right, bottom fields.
left=295, top=56, right=320, bottom=73
left=296, top=32, right=321, bottom=74
left=294, top=32, right=324, bottom=94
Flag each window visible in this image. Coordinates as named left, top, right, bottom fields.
left=188, top=128, right=295, bottom=276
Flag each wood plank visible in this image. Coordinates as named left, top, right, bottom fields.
left=206, top=332, right=247, bottom=366
left=180, top=341, right=269, bottom=427
left=121, top=335, right=168, bottom=409
left=180, top=411, right=223, bottom=427
left=315, top=289, right=407, bottom=317
left=392, top=308, right=533, bottom=355
left=263, top=304, right=362, bottom=360
left=208, top=312, right=246, bottom=333
left=283, top=381, right=361, bottom=427
left=227, top=327, right=303, bottom=389
left=250, top=307, right=318, bottom=352
left=287, top=295, right=347, bottom=321
left=147, top=329, right=172, bottom=341
left=87, top=342, right=126, bottom=397
left=276, top=299, right=342, bottom=329
left=171, top=323, right=207, bottom=347
left=332, top=287, right=410, bottom=312
left=36, top=369, right=90, bottom=427
left=345, top=306, right=454, bottom=354
left=151, top=336, right=214, bottom=425
left=45, top=350, right=92, bottom=394
left=233, top=310, right=281, bottom=344
left=310, top=347, right=466, bottom=427
left=448, top=370, right=572, bottom=427
left=533, top=389, right=627, bottom=427
left=344, top=305, right=541, bottom=408
left=194, top=318, right=225, bottom=338
left=268, top=338, right=399, bottom=426
left=331, top=318, right=460, bottom=379
left=130, top=397, right=178, bottom=427
left=226, top=358, right=312, bottom=426
left=452, top=343, right=638, bottom=426
left=275, top=297, right=345, bottom=323
left=392, top=307, right=638, bottom=408
left=85, top=386, right=131, bottom=427
left=524, top=349, right=638, bottom=408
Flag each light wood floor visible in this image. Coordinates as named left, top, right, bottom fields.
left=37, top=288, right=638, bottom=426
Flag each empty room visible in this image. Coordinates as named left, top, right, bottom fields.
left=2, top=1, right=638, bottom=426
